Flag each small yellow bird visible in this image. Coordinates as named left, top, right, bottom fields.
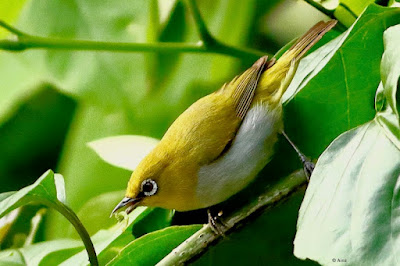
left=112, top=20, right=337, bottom=215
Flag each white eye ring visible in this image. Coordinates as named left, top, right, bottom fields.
left=141, top=179, right=158, bottom=196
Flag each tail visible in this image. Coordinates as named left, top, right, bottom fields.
left=256, top=20, right=337, bottom=105
left=281, top=20, right=337, bottom=62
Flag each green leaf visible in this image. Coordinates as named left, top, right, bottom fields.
left=294, top=24, right=400, bottom=265
left=284, top=4, right=400, bottom=159
left=130, top=208, right=174, bottom=238
left=61, top=206, right=171, bottom=265
left=107, top=225, right=202, bottom=266
left=62, top=207, right=171, bottom=265
left=334, top=0, right=376, bottom=27
left=60, top=207, right=147, bottom=265
left=0, top=170, right=62, bottom=217
left=0, top=239, right=83, bottom=266
left=0, top=171, right=97, bottom=265
left=0, top=249, right=25, bottom=265
left=97, top=208, right=173, bottom=265
left=71, top=190, right=172, bottom=239
left=88, top=135, right=159, bottom=171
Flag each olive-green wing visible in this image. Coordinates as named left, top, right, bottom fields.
left=221, top=56, right=273, bottom=119
left=160, top=57, right=271, bottom=165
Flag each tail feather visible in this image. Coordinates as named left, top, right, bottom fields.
left=286, top=20, right=337, bottom=61
left=255, top=20, right=337, bottom=105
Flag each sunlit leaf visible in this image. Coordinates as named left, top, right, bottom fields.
left=88, top=135, right=159, bottom=171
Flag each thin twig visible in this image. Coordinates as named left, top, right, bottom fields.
left=0, top=22, right=267, bottom=60
left=0, top=0, right=268, bottom=60
left=0, top=20, right=27, bottom=37
left=157, top=169, right=308, bottom=265
left=184, top=0, right=215, bottom=46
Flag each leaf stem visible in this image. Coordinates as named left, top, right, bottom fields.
left=184, top=0, right=215, bottom=46
left=0, top=20, right=27, bottom=37
left=49, top=201, right=98, bottom=266
left=157, top=169, right=308, bottom=265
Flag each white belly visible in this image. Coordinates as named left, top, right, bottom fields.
left=196, top=104, right=282, bottom=208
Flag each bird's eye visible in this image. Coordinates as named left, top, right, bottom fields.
left=141, top=179, right=158, bottom=196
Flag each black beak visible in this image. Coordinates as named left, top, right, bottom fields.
left=110, top=197, right=142, bottom=217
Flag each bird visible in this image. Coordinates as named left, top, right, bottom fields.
left=111, top=20, right=337, bottom=216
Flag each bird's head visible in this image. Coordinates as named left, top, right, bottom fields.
left=111, top=149, right=167, bottom=215
left=111, top=145, right=198, bottom=215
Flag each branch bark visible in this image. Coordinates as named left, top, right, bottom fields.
left=157, top=169, right=308, bottom=265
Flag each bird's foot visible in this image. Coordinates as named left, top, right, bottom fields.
left=207, top=209, right=227, bottom=236
left=282, top=131, right=315, bottom=181
left=302, top=159, right=315, bottom=181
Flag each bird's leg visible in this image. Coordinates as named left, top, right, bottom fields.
left=207, top=209, right=226, bottom=236
left=282, top=131, right=314, bottom=181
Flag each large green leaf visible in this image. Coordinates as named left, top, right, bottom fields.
left=107, top=225, right=202, bottom=266
left=294, top=24, right=400, bottom=265
left=284, top=4, right=400, bottom=159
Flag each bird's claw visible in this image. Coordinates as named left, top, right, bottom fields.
left=303, top=159, right=315, bottom=181
left=207, top=209, right=227, bottom=237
